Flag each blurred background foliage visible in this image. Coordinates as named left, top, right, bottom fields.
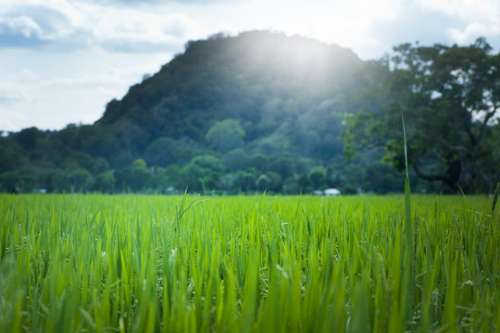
left=0, top=32, right=498, bottom=194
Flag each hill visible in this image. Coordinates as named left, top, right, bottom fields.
left=0, top=31, right=403, bottom=194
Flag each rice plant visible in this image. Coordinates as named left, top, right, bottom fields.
left=0, top=194, right=498, bottom=332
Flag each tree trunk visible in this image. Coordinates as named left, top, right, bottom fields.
left=413, top=159, right=461, bottom=192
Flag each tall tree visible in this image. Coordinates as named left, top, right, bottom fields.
left=348, top=38, right=500, bottom=192
left=206, top=119, right=246, bottom=152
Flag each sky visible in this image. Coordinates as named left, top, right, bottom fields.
left=1, top=0, right=499, bottom=132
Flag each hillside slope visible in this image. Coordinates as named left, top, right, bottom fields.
left=0, top=31, right=403, bottom=193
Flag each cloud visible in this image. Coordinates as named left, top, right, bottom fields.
left=73, top=0, right=235, bottom=6
left=449, top=23, right=500, bottom=44
left=416, top=0, right=500, bottom=22
left=416, top=0, right=500, bottom=45
left=0, top=15, right=49, bottom=47
left=0, top=0, right=202, bottom=52
left=87, top=9, right=201, bottom=52
left=0, top=88, right=27, bottom=106
left=0, top=48, right=170, bottom=131
left=0, top=86, right=32, bottom=130
left=0, top=108, right=30, bottom=132
left=373, top=4, right=463, bottom=48
left=368, top=0, right=500, bottom=56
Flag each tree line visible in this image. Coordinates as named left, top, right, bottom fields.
left=0, top=32, right=498, bottom=194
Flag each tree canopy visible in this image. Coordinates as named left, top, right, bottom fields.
left=347, top=38, right=500, bottom=193
left=0, top=32, right=498, bottom=194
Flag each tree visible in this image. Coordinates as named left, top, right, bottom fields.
left=144, top=137, right=196, bottom=166
left=50, top=170, right=71, bottom=192
left=67, top=168, right=93, bottom=192
left=266, top=172, right=283, bottom=192
left=206, top=119, right=245, bottom=152
left=309, top=166, right=327, bottom=189
left=0, top=142, right=25, bottom=172
left=348, top=38, right=500, bottom=192
left=159, top=165, right=184, bottom=192
left=222, top=149, right=249, bottom=171
left=93, top=171, right=115, bottom=193
left=14, top=127, right=42, bottom=150
left=282, top=177, right=301, bottom=194
left=0, top=171, right=30, bottom=193
left=233, top=170, right=257, bottom=192
left=63, top=152, right=108, bottom=174
left=115, top=159, right=152, bottom=192
left=256, top=174, right=271, bottom=192
left=268, top=155, right=297, bottom=179
left=180, top=155, right=225, bottom=192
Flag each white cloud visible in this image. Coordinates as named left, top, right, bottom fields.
left=416, top=0, right=499, bottom=21
left=0, top=16, right=44, bottom=38
left=0, top=89, right=23, bottom=106
left=88, top=9, right=202, bottom=52
left=0, top=47, right=170, bottom=131
left=0, top=108, right=30, bottom=131
left=449, top=22, right=500, bottom=44
left=0, top=86, right=34, bottom=107
left=0, top=0, right=203, bottom=52
left=74, top=0, right=237, bottom=6
left=416, top=0, right=500, bottom=44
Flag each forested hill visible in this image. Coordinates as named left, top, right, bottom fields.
left=2, top=31, right=498, bottom=194
left=1, top=31, right=389, bottom=194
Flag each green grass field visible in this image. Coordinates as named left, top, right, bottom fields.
left=0, top=195, right=498, bottom=332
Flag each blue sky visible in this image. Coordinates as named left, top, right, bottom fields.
left=1, top=0, right=499, bottom=131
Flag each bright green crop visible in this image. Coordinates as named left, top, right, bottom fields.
left=0, top=195, right=498, bottom=332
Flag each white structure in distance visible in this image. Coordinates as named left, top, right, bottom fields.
left=313, top=188, right=342, bottom=196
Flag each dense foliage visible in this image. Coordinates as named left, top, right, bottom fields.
left=346, top=38, right=500, bottom=193
left=0, top=195, right=498, bottom=332
left=0, top=31, right=498, bottom=194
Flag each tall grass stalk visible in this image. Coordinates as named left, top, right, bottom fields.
left=401, top=111, right=415, bottom=326
left=492, top=182, right=499, bottom=214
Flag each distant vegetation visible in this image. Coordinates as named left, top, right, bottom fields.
left=0, top=31, right=498, bottom=194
